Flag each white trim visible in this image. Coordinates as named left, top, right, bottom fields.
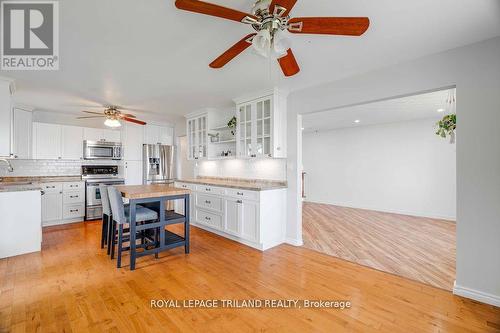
left=233, top=88, right=289, bottom=105
left=453, top=281, right=500, bottom=307
left=185, top=108, right=215, bottom=119
left=285, top=237, right=303, bottom=246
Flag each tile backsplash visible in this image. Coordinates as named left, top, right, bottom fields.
left=0, top=159, right=120, bottom=177
left=196, top=158, right=287, bottom=181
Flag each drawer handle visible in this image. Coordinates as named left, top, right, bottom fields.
left=236, top=200, right=242, bottom=204
left=237, top=192, right=244, bottom=196
left=70, top=195, right=79, bottom=198
left=182, top=185, right=187, bottom=188
left=205, top=216, right=211, bottom=221
left=70, top=209, right=79, bottom=213
left=205, top=200, right=211, bottom=204
left=47, top=186, right=55, bottom=189
left=205, top=188, right=211, bottom=191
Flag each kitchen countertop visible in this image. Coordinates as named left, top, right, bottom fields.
left=177, top=177, right=288, bottom=191
left=0, top=175, right=82, bottom=193
left=116, top=184, right=190, bottom=199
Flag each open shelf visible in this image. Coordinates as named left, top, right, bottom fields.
left=210, top=125, right=231, bottom=131
left=211, top=139, right=236, bottom=144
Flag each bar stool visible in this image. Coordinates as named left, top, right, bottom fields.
left=107, top=186, right=159, bottom=268
left=99, top=184, right=111, bottom=251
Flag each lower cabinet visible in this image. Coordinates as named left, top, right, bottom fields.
left=41, top=181, right=85, bottom=226
left=175, top=182, right=286, bottom=250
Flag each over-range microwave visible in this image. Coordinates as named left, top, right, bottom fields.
left=83, top=140, right=122, bottom=160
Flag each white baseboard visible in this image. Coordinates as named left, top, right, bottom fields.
left=453, top=281, right=500, bottom=307
left=285, top=237, right=303, bottom=247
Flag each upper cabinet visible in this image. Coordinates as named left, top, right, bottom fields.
left=235, top=89, right=287, bottom=158
left=83, top=127, right=121, bottom=142
left=33, top=123, right=83, bottom=160
left=144, top=124, right=174, bottom=145
left=186, top=113, right=207, bottom=160
left=121, top=122, right=144, bottom=161
left=0, top=79, right=14, bottom=157
left=12, top=108, right=33, bottom=159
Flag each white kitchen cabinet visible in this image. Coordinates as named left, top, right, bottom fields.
left=0, top=80, right=13, bottom=157
left=41, top=181, right=85, bottom=226
left=234, top=89, right=287, bottom=158
left=175, top=182, right=286, bottom=250
left=144, top=124, right=174, bottom=145
left=61, top=125, right=84, bottom=160
left=12, top=108, right=33, bottom=159
left=122, top=122, right=144, bottom=161
left=186, top=114, right=207, bottom=160
left=83, top=127, right=121, bottom=142
left=33, top=122, right=62, bottom=159
left=41, top=192, right=63, bottom=223
left=124, top=160, right=143, bottom=185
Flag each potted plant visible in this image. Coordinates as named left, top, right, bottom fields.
left=436, top=114, right=456, bottom=144
left=228, top=116, right=237, bottom=136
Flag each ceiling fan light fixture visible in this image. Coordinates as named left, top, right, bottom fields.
left=104, top=118, right=121, bottom=128
left=252, top=29, right=272, bottom=57
left=272, top=29, right=290, bottom=57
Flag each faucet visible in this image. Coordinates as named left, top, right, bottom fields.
left=0, top=159, right=14, bottom=173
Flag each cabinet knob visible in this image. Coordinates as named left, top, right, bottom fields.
left=237, top=192, right=243, bottom=196
left=277, top=147, right=281, bottom=151
left=236, top=200, right=242, bottom=204
left=205, top=200, right=211, bottom=204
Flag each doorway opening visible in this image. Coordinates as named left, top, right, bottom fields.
left=301, top=88, right=457, bottom=290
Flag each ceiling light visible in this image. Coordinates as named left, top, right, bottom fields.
left=104, top=118, right=121, bottom=128
left=252, top=29, right=272, bottom=57
left=252, top=28, right=291, bottom=59
left=354, top=119, right=360, bottom=123
left=437, top=108, right=444, bottom=112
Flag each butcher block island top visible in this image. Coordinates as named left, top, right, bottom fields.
left=115, top=184, right=191, bottom=199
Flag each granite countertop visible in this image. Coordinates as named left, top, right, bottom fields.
left=0, top=175, right=82, bottom=193
left=177, top=177, right=287, bottom=191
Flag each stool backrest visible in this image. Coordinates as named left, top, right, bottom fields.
left=107, top=186, right=126, bottom=224
left=99, top=184, right=111, bottom=216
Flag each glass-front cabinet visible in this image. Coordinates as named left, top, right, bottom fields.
left=186, top=114, right=207, bottom=160
left=236, top=90, right=286, bottom=158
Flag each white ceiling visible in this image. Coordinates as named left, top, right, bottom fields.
left=302, top=89, right=453, bottom=132
left=3, top=0, right=500, bottom=120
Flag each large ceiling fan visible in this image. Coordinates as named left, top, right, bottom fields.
left=175, top=0, right=370, bottom=76
left=77, top=106, right=147, bottom=128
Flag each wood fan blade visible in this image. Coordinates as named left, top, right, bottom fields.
left=117, top=113, right=136, bottom=118
left=82, top=110, right=104, bottom=115
left=278, top=49, right=300, bottom=77
left=175, top=0, right=257, bottom=23
left=77, top=116, right=105, bottom=119
left=288, top=17, right=370, bottom=36
left=269, top=0, right=297, bottom=17
left=123, top=117, right=146, bottom=125
left=209, top=33, right=256, bottom=69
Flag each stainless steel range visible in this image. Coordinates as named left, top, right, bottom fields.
left=83, top=165, right=124, bottom=220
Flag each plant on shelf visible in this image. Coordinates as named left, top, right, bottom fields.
left=436, top=113, right=456, bottom=144
left=227, top=116, right=237, bottom=136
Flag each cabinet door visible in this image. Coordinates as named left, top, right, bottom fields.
left=144, top=125, right=160, bottom=145
left=237, top=104, right=252, bottom=157
left=122, top=123, right=144, bottom=160
left=255, top=97, right=272, bottom=157
left=33, top=123, right=62, bottom=159
left=102, top=129, right=121, bottom=142
left=196, top=116, right=207, bottom=159
left=241, top=200, right=258, bottom=242
left=61, top=125, right=83, bottom=160
left=224, top=198, right=240, bottom=236
left=159, top=126, right=173, bottom=145
left=83, top=127, right=103, bottom=142
left=124, top=160, right=143, bottom=185
left=0, top=81, right=11, bottom=157
left=42, top=192, right=63, bottom=223
left=12, top=108, right=32, bottom=159
left=187, top=119, right=195, bottom=160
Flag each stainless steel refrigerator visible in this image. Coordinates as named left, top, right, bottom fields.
left=143, top=144, right=175, bottom=185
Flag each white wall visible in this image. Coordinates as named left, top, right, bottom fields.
left=287, top=36, right=500, bottom=306
left=196, top=158, right=287, bottom=181
left=303, top=118, right=456, bottom=220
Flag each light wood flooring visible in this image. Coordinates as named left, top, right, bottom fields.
left=1, top=220, right=498, bottom=333
left=303, top=202, right=456, bottom=290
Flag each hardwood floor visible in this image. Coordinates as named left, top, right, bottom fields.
left=1, top=220, right=498, bottom=333
left=302, top=202, right=456, bottom=291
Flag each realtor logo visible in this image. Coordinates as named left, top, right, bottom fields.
left=1, top=1, right=59, bottom=70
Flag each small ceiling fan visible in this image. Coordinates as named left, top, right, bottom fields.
left=175, top=0, right=370, bottom=77
left=77, top=106, right=147, bottom=128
